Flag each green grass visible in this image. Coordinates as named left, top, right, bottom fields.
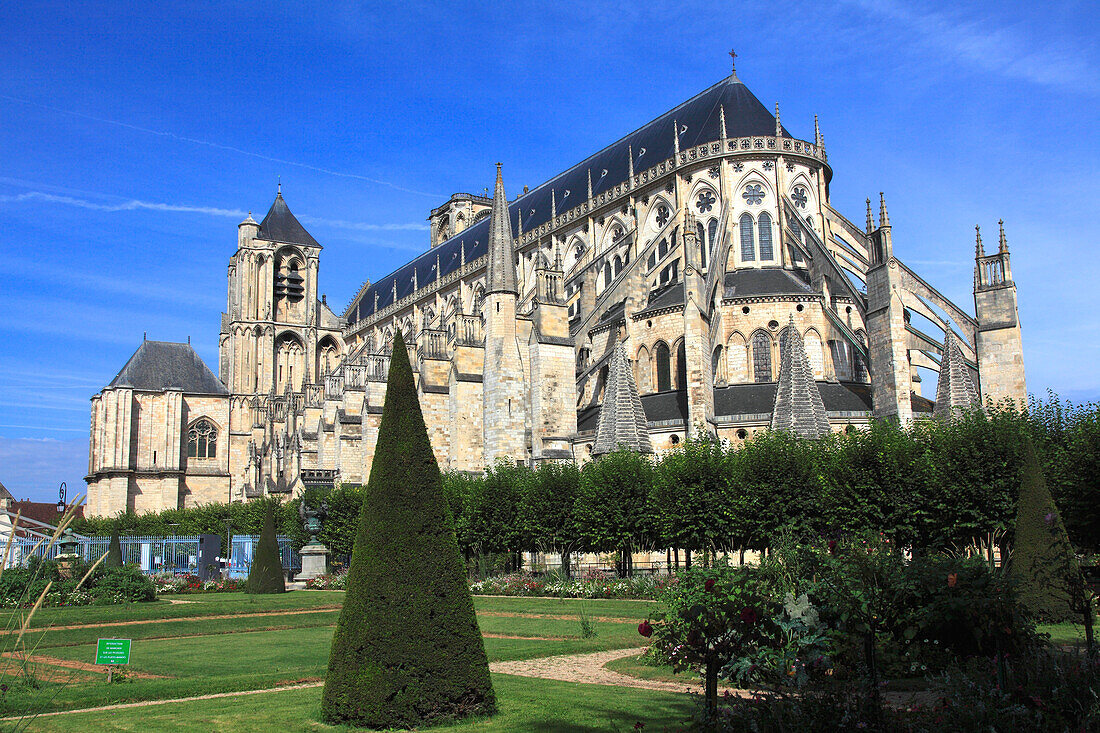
left=471, top=596, right=654, bottom=619
left=23, top=591, right=346, bottom=629
left=25, top=674, right=697, bottom=732
left=1039, top=620, right=1094, bottom=647
left=604, top=651, right=695, bottom=687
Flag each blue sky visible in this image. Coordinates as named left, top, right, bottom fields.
left=1, top=1, right=1097, bottom=503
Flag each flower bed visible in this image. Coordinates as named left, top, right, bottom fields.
left=304, top=572, right=348, bottom=590
left=151, top=572, right=245, bottom=594
left=469, top=572, right=675, bottom=599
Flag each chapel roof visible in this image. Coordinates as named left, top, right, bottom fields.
left=348, top=72, right=786, bottom=325
left=258, top=191, right=320, bottom=248
left=107, top=341, right=230, bottom=395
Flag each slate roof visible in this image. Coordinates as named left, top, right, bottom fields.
left=348, top=73, right=787, bottom=325
left=723, top=267, right=813, bottom=299
left=933, top=329, right=980, bottom=419
left=578, top=381, right=874, bottom=434
left=771, top=319, right=831, bottom=437
left=258, top=192, right=320, bottom=248
left=592, top=342, right=652, bottom=455
left=634, top=283, right=686, bottom=318
left=107, top=341, right=229, bottom=395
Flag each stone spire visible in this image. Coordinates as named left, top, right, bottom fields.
left=878, top=192, right=890, bottom=228
left=814, top=114, right=825, bottom=154
left=587, top=168, right=593, bottom=200
left=865, top=198, right=874, bottom=234
left=719, top=105, right=727, bottom=139
left=933, top=328, right=980, bottom=419
left=775, top=103, right=782, bottom=138
left=771, top=315, right=831, bottom=438
left=486, top=163, right=517, bottom=295
left=592, top=340, right=652, bottom=456
left=628, top=145, right=635, bottom=179
left=998, top=219, right=1009, bottom=253
left=975, top=225, right=985, bottom=257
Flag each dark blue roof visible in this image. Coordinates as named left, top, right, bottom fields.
left=349, top=74, right=785, bottom=326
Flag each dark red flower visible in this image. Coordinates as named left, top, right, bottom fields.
left=637, top=620, right=653, bottom=638
left=740, top=607, right=759, bottom=625
left=827, top=539, right=837, bottom=554
left=704, top=578, right=715, bottom=592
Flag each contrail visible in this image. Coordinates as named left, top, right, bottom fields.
left=0, top=190, right=429, bottom=232
left=0, top=93, right=443, bottom=198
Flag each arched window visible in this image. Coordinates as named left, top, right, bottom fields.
left=712, top=345, right=724, bottom=382
left=658, top=238, right=668, bottom=259
left=676, top=340, right=687, bottom=390
left=603, top=261, right=613, bottom=288
left=752, top=332, right=772, bottom=383
left=758, top=212, right=774, bottom=260
left=740, top=213, right=756, bottom=261
left=188, top=419, right=217, bottom=459
left=696, top=221, right=707, bottom=268
left=707, top=218, right=719, bottom=252
left=613, top=255, right=623, bottom=276
left=655, top=342, right=672, bottom=392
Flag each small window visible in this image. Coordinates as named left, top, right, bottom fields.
left=187, top=419, right=217, bottom=459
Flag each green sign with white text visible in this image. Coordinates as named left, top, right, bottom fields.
left=95, top=638, right=131, bottom=665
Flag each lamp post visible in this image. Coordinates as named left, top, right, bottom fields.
left=56, top=481, right=67, bottom=515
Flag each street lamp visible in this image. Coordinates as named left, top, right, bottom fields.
left=56, top=481, right=67, bottom=515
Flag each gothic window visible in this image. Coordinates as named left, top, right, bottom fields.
left=696, top=190, right=716, bottom=213
left=187, top=419, right=217, bottom=459
left=707, top=218, right=718, bottom=252
left=603, top=261, right=613, bottom=288
left=648, top=252, right=656, bottom=271
left=752, top=332, right=772, bottom=383
left=696, top=221, right=707, bottom=268
left=611, top=224, right=624, bottom=243
left=613, top=255, right=623, bottom=276
left=740, top=213, right=756, bottom=262
left=676, top=340, right=687, bottom=390
left=742, top=184, right=764, bottom=205
left=655, top=342, right=672, bottom=392
left=792, top=186, right=808, bottom=209
left=758, top=212, right=774, bottom=260
left=658, top=237, right=668, bottom=259
left=655, top=205, right=670, bottom=228
left=712, top=345, right=724, bottom=382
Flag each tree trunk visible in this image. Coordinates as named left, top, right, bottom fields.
left=562, top=550, right=571, bottom=579
left=665, top=548, right=671, bottom=573
left=705, top=657, right=719, bottom=721
left=673, top=547, right=679, bottom=570
left=685, top=550, right=692, bottom=569
left=739, top=547, right=745, bottom=565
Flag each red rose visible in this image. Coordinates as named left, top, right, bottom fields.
left=638, top=620, right=653, bottom=638
left=740, top=607, right=759, bottom=625
left=828, top=540, right=837, bottom=555
left=704, top=579, right=715, bottom=592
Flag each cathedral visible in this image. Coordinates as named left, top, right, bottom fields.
left=85, top=60, right=1026, bottom=517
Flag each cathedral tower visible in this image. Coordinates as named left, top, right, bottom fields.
left=973, top=222, right=1026, bottom=407
left=481, top=165, right=527, bottom=465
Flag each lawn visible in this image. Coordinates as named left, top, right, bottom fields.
left=0, top=590, right=665, bottom=727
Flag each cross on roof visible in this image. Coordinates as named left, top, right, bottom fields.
left=729, top=49, right=737, bottom=73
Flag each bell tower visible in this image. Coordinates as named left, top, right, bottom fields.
left=973, top=221, right=1026, bottom=407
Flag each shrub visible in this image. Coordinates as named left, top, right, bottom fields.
left=89, top=566, right=156, bottom=604
left=1009, top=440, right=1082, bottom=622
left=105, top=528, right=123, bottom=568
left=305, top=572, right=348, bottom=591
left=321, top=331, right=495, bottom=728
left=246, top=504, right=286, bottom=594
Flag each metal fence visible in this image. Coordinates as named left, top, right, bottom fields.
left=6, top=535, right=301, bottom=577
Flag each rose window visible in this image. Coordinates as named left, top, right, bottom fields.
left=696, top=190, right=716, bottom=213
left=742, top=184, right=764, bottom=206
left=655, top=205, right=670, bottom=227
left=792, top=186, right=808, bottom=209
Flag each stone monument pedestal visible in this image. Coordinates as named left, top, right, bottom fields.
left=296, top=543, right=329, bottom=582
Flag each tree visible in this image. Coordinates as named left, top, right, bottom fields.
left=521, top=462, right=581, bottom=576
left=651, top=436, right=735, bottom=563
left=321, top=332, right=495, bottom=728
left=246, top=503, right=285, bottom=594
left=575, top=449, right=656, bottom=576
left=105, top=525, right=123, bottom=568
left=1008, top=439, right=1082, bottom=623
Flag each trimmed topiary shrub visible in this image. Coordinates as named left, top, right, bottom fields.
left=105, top=526, right=123, bottom=568
left=321, top=331, right=495, bottom=728
left=246, top=504, right=285, bottom=594
left=1008, top=439, right=1081, bottom=622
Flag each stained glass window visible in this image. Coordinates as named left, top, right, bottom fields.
left=758, top=212, right=774, bottom=260
left=696, top=190, right=716, bottom=213
left=707, top=219, right=718, bottom=252
left=792, top=186, right=808, bottom=208
left=740, top=213, right=755, bottom=261
left=655, top=205, right=670, bottom=227
left=742, top=184, right=764, bottom=205
left=752, top=332, right=772, bottom=383
left=656, top=342, right=672, bottom=392
left=697, top=222, right=707, bottom=268
left=187, top=419, right=217, bottom=459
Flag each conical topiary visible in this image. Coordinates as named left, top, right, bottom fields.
left=247, top=504, right=286, bottom=594
left=321, top=332, right=495, bottom=728
left=1008, top=439, right=1082, bottom=622
left=105, top=526, right=123, bottom=568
